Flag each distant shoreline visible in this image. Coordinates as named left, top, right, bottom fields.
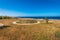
left=17, top=16, right=60, bottom=20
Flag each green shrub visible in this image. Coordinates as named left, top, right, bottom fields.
left=0, top=16, right=15, bottom=19
left=55, top=31, right=60, bottom=38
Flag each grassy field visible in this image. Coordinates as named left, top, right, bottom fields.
left=0, top=19, right=60, bottom=40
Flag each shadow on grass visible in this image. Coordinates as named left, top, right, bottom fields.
left=0, top=25, right=10, bottom=29
left=41, top=23, right=53, bottom=24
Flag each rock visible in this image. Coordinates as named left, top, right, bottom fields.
left=12, top=22, right=17, bottom=24
left=0, top=23, right=4, bottom=27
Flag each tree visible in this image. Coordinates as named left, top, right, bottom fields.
left=44, top=17, right=48, bottom=24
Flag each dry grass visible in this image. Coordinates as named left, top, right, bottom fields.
left=0, top=19, right=60, bottom=40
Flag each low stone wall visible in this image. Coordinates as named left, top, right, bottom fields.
left=12, top=20, right=40, bottom=25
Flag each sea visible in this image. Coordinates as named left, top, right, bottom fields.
left=17, top=16, right=60, bottom=20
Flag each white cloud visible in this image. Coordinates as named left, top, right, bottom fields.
left=0, top=8, right=59, bottom=17
left=0, top=8, right=26, bottom=17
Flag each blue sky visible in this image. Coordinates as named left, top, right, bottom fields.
left=0, top=0, right=60, bottom=16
